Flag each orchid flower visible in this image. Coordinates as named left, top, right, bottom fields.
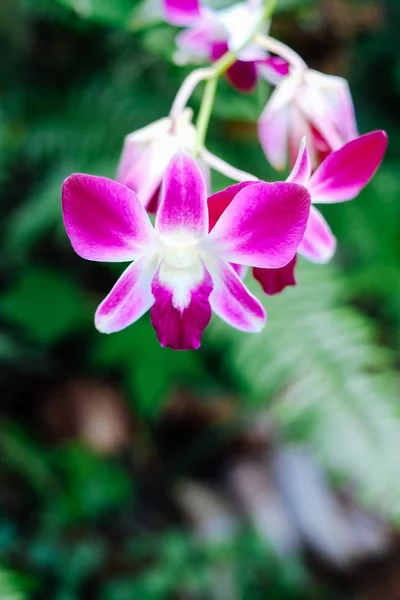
left=117, top=109, right=210, bottom=213
left=258, top=68, right=359, bottom=170
left=62, top=153, right=310, bottom=349
left=162, top=0, right=286, bottom=92
left=208, top=130, right=387, bottom=295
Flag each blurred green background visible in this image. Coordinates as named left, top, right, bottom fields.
left=0, top=0, right=399, bottom=598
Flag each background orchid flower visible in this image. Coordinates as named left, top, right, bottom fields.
left=258, top=68, right=359, bottom=170
left=62, top=153, right=311, bottom=350
left=162, top=0, right=283, bottom=92
left=208, top=130, right=387, bottom=295
left=117, top=109, right=209, bottom=213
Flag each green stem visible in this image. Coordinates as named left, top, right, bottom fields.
left=194, top=76, right=218, bottom=156
left=264, top=0, right=277, bottom=21
left=193, top=50, right=239, bottom=155
left=194, top=0, right=278, bottom=155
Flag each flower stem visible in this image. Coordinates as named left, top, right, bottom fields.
left=193, top=50, right=238, bottom=155
left=194, top=77, right=218, bottom=156
left=264, top=0, right=277, bottom=21
left=193, top=3, right=276, bottom=155
left=255, top=34, right=307, bottom=71
left=170, top=67, right=213, bottom=120
left=201, top=149, right=258, bottom=182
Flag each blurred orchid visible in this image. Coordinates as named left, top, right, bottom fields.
left=117, top=109, right=209, bottom=213
left=208, top=130, right=387, bottom=295
left=162, top=0, right=287, bottom=92
left=258, top=68, right=359, bottom=170
left=62, top=153, right=310, bottom=349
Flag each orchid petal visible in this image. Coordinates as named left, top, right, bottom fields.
left=62, top=174, right=154, bottom=262
left=288, top=105, right=315, bottom=168
left=156, top=152, right=208, bottom=236
left=208, top=181, right=257, bottom=231
left=287, top=138, right=311, bottom=186
left=175, top=25, right=216, bottom=62
left=253, top=255, right=297, bottom=295
left=117, top=136, right=177, bottom=209
left=247, top=0, right=263, bottom=8
left=264, top=56, right=290, bottom=78
left=163, top=0, right=201, bottom=26
left=226, top=59, right=258, bottom=92
left=150, top=269, right=212, bottom=350
left=309, top=124, right=332, bottom=164
left=211, top=42, right=258, bottom=92
left=311, top=72, right=358, bottom=143
left=258, top=99, right=290, bottom=171
left=298, top=205, right=336, bottom=263
left=117, top=118, right=171, bottom=186
left=331, top=78, right=359, bottom=142
left=208, top=182, right=311, bottom=268
left=298, top=82, right=344, bottom=152
left=95, top=259, right=156, bottom=334
left=308, top=130, right=388, bottom=204
left=258, top=73, right=300, bottom=170
left=208, top=260, right=265, bottom=332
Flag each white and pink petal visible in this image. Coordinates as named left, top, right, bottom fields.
left=298, top=205, right=336, bottom=263
left=258, top=73, right=301, bottom=170
left=156, top=152, right=208, bottom=237
left=206, top=259, right=265, bottom=332
left=95, top=258, right=156, bottom=334
left=208, top=181, right=311, bottom=269
left=163, top=0, right=201, bottom=26
left=62, top=174, right=155, bottom=262
left=287, top=138, right=311, bottom=186
left=175, top=25, right=218, bottom=63
left=208, top=181, right=257, bottom=231
left=308, top=130, right=388, bottom=204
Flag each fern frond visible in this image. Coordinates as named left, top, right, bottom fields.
left=205, top=260, right=400, bottom=520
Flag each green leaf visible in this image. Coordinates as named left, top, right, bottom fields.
left=93, top=316, right=208, bottom=417
left=54, top=0, right=138, bottom=28
left=0, top=268, right=92, bottom=344
left=0, top=567, right=33, bottom=600
left=55, top=444, right=133, bottom=522
left=0, top=423, right=57, bottom=496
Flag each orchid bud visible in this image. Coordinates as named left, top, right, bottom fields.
left=163, top=0, right=278, bottom=92
left=258, top=68, right=359, bottom=170
left=117, top=109, right=206, bottom=212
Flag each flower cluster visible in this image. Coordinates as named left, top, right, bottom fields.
left=62, top=0, right=387, bottom=350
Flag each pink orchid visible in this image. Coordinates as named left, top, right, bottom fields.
left=258, top=68, right=359, bottom=170
left=117, top=109, right=209, bottom=213
left=162, top=0, right=287, bottom=92
left=208, top=130, right=387, bottom=295
left=62, top=153, right=310, bottom=350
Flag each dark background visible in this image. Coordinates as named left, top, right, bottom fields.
left=0, top=0, right=399, bottom=598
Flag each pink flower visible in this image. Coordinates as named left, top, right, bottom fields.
left=258, top=68, right=359, bottom=170
left=62, top=153, right=310, bottom=350
left=208, top=130, right=387, bottom=295
left=117, top=109, right=209, bottom=213
left=162, top=0, right=286, bottom=92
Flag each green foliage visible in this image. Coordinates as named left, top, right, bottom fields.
left=54, top=0, right=139, bottom=28
left=92, top=316, right=212, bottom=416
left=0, top=567, right=33, bottom=600
left=1, top=269, right=92, bottom=344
